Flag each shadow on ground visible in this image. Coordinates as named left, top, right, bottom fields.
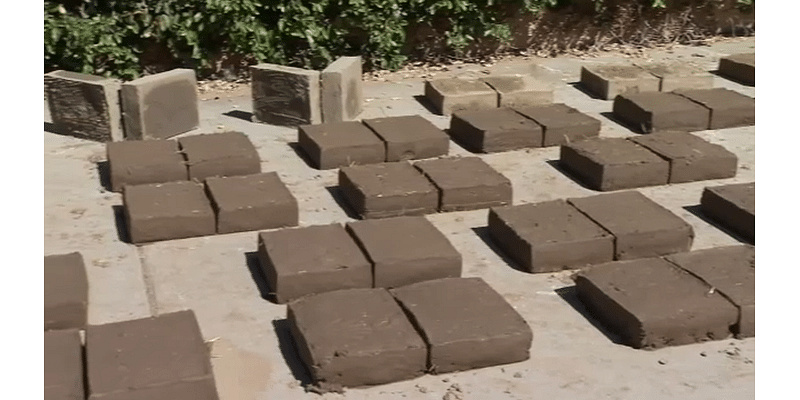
left=112, top=205, right=131, bottom=243
left=470, top=227, right=527, bottom=274
left=271, top=319, right=313, bottom=387
left=567, top=82, right=605, bottom=101
left=412, top=95, right=440, bottom=115
left=599, top=112, right=644, bottom=134
left=554, top=286, right=626, bottom=347
left=244, top=251, right=279, bottom=304
left=223, top=110, right=255, bottom=122
left=682, top=205, right=752, bottom=245
left=324, top=186, right=360, bottom=220
left=544, top=160, right=597, bottom=192
left=287, top=142, right=317, bottom=170
left=96, top=161, right=112, bottom=192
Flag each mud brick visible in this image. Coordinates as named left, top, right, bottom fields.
left=288, top=288, right=427, bottom=388
left=424, top=78, right=498, bottom=115
left=178, top=131, right=261, bottom=181
left=121, top=69, right=199, bottom=140
left=258, top=224, right=372, bottom=303
left=573, top=257, right=738, bottom=349
left=480, top=75, right=553, bottom=108
left=339, top=162, right=438, bottom=219
left=568, top=191, right=694, bottom=260
left=298, top=121, right=385, bottom=169
left=559, top=137, right=669, bottom=191
left=86, top=310, right=219, bottom=400
left=321, top=56, right=363, bottom=122
left=514, top=103, right=601, bottom=147
left=205, top=172, right=298, bottom=234
left=718, top=53, right=755, bottom=86
left=362, top=115, right=450, bottom=162
left=488, top=200, right=613, bottom=273
left=579, top=65, right=660, bottom=100
left=390, top=277, right=533, bottom=373
left=45, top=329, right=85, bottom=400
left=665, top=245, right=755, bottom=338
left=251, top=63, right=321, bottom=126
left=674, top=88, right=755, bottom=129
left=449, top=108, right=543, bottom=153
left=414, top=157, right=511, bottom=212
left=612, top=92, right=710, bottom=133
left=123, top=181, right=216, bottom=243
left=106, top=139, right=187, bottom=192
left=45, top=70, right=124, bottom=142
left=628, top=131, right=738, bottom=183
left=634, top=62, right=714, bottom=92
left=346, top=216, right=462, bottom=288
left=700, top=183, right=755, bottom=243
left=44, top=252, right=88, bottom=331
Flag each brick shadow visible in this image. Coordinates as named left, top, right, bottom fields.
left=223, top=110, right=255, bottom=122
left=599, top=111, right=644, bottom=134
left=112, top=205, right=131, bottom=244
left=709, top=70, right=754, bottom=87
left=554, top=286, right=626, bottom=346
left=271, top=319, right=313, bottom=387
left=96, top=161, right=112, bottom=192
left=244, top=251, right=279, bottom=304
left=470, top=226, right=528, bottom=274
left=287, top=142, right=318, bottom=170
left=412, top=95, right=441, bottom=115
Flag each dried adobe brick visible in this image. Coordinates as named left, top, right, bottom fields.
left=205, top=172, right=298, bottom=234
left=339, top=162, right=438, bottom=219
left=628, top=131, right=738, bottom=183
left=674, top=88, right=755, bottom=130
left=121, top=69, right=199, bottom=140
left=579, top=65, right=660, bottom=100
left=44, top=252, right=88, bottom=331
left=718, top=53, right=755, bottom=86
left=424, top=78, right=498, bottom=115
left=449, top=108, right=543, bottom=153
left=414, top=157, right=511, bottom=212
left=362, top=115, right=449, bottom=162
left=513, top=103, right=601, bottom=147
left=45, top=329, right=85, bottom=400
left=179, top=131, right=261, bottom=181
left=106, top=139, right=187, bottom=192
left=612, top=92, right=710, bottom=133
left=700, top=183, right=755, bottom=243
left=298, top=121, right=385, bottom=170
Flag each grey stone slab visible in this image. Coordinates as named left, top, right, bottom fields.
left=322, top=56, right=364, bottom=122
left=480, top=75, right=553, bottom=108
left=251, top=64, right=321, bottom=126
left=424, top=78, right=498, bottom=115
left=121, top=69, right=199, bottom=140
left=45, top=70, right=124, bottom=142
left=579, top=65, right=660, bottom=100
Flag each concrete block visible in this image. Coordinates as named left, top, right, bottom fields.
left=321, top=56, right=363, bottom=122
left=634, top=62, right=714, bottom=92
left=45, top=70, right=124, bottom=142
left=121, top=69, right=199, bottom=140
left=251, top=64, right=321, bottom=126
left=580, top=65, right=660, bottom=100
left=424, top=78, right=498, bottom=115
left=481, top=75, right=553, bottom=108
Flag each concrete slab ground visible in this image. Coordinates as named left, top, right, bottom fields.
left=44, top=37, right=755, bottom=400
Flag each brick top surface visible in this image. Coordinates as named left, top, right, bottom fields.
left=674, top=88, right=755, bottom=108
left=491, top=200, right=611, bottom=243
left=568, top=191, right=692, bottom=235
left=123, top=68, right=195, bottom=86
left=206, top=172, right=293, bottom=210
left=44, top=329, right=84, bottom=398
left=480, top=75, right=551, bottom=93
left=583, top=64, right=655, bottom=79
left=453, top=108, right=543, bottom=132
left=563, top=137, right=665, bottom=165
left=704, top=183, right=755, bottom=214
left=346, top=216, right=460, bottom=263
left=340, top=162, right=435, bottom=197
left=300, top=121, right=383, bottom=148
left=362, top=115, right=448, bottom=143
left=289, top=288, right=426, bottom=358
left=665, top=245, right=755, bottom=306
left=258, top=224, right=370, bottom=276
left=46, top=70, right=109, bottom=82
left=107, top=139, right=184, bottom=164
left=629, top=131, right=736, bottom=162
left=634, top=62, right=707, bottom=77
left=428, top=78, right=496, bottom=95
left=389, top=277, right=531, bottom=345
left=514, top=103, right=600, bottom=128
left=616, top=92, right=709, bottom=113
left=414, top=157, right=509, bottom=190
left=123, top=181, right=213, bottom=219
left=86, top=310, right=212, bottom=395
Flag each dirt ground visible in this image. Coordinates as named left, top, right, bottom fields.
left=44, top=36, right=755, bottom=400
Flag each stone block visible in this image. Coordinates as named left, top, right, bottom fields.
left=45, top=70, right=123, bottom=142
left=321, top=56, right=363, bottom=122
left=121, top=69, right=199, bottom=140
left=251, top=64, right=321, bottom=126
left=579, top=65, right=660, bottom=100
left=106, top=139, right=188, bottom=192
left=424, top=78, right=498, bottom=115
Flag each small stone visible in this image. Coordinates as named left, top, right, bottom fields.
left=513, top=372, right=523, bottom=378
left=700, top=351, right=707, bottom=357
left=658, top=359, right=667, bottom=365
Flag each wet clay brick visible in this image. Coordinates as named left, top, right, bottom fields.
left=45, top=329, right=85, bottom=400
left=258, top=224, right=372, bottom=303
left=568, top=191, right=694, bottom=260
left=449, top=108, right=543, bottom=153
left=488, top=200, right=613, bottom=273
left=674, top=88, right=755, bottom=130
left=107, top=139, right=187, bottom=192
left=559, top=137, right=669, bottom=191
left=390, top=277, right=533, bottom=373
left=298, top=121, right=385, bottom=170
left=251, top=64, right=321, bottom=126
left=321, top=56, right=363, bottom=122
left=339, top=162, right=438, bottom=219
left=665, top=245, right=755, bottom=338
left=414, top=157, right=511, bottom=212
left=44, top=252, right=88, bottom=331
left=121, top=69, right=199, bottom=140
left=86, top=310, right=219, bottom=400
left=628, top=131, right=738, bottom=183
left=613, top=92, right=710, bottom=133
left=205, top=172, right=298, bottom=234
left=480, top=75, right=553, bottom=108
left=424, top=78, right=498, bottom=115
left=514, top=103, right=601, bottom=147
left=634, top=62, right=714, bottom=92
left=579, top=65, right=660, bottom=100
left=179, top=132, right=261, bottom=181
left=123, top=181, right=216, bottom=244
left=573, top=257, right=738, bottom=349
left=362, top=115, right=450, bottom=162
left=346, top=216, right=462, bottom=288
left=701, top=183, right=755, bottom=243
left=288, top=288, right=427, bottom=387
left=45, top=70, right=124, bottom=142
left=718, top=53, right=755, bottom=86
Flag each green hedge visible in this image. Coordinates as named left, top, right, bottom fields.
left=44, top=0, right=753, bottom=80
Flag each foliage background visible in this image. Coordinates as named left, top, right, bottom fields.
left=44, top=0, right=754, bottom=80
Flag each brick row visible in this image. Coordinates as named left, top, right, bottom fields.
left=424, top=75, right=554, bottom=115
left=579, top=62, right=713, bottom=100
